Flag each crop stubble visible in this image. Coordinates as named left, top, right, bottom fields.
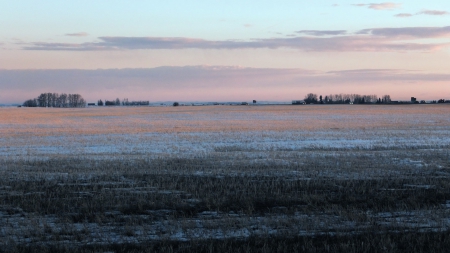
left=0, top=105, right=449, bottom=252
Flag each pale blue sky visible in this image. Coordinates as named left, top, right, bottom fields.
left=2, top=1, right=449, bottom=42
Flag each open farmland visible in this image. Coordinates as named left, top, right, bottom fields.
left=1, top=105, right=450, bottom=252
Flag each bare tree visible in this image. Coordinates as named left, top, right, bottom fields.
left=23, top=99, right=38, bottom=107
left=78, top=96, right=86, bottom=107
left=37, top=93, right=47, bottom=107
left=304, top=93, right=318, bottom=104
left=52, top=93, right=58, bottom=107
left=59, top=93, right=68, bottom=107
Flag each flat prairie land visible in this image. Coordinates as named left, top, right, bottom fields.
left=0, top=105, right=450, bottom=252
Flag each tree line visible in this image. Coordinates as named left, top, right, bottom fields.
left=303, top=93, right=392, bottom=104
left=97, top=98, right=149, bottom=106
left=23, top=93, right=86, bottom=107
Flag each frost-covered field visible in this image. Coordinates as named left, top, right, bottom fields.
left=0, top=105, right=450, bottom=252
left=1, top=105, right=449, bottom=159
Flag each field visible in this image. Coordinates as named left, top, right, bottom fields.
left=1, top=105, right=450, bottom=252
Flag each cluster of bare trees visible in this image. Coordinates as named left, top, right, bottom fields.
left=23, top=93, right=86, bottom=107
left=99, top=99, right=121, bottom=106
left=304, top=93, right=392, bottom=104
left=380, top=95, right=392, bottom=104
left=121, top=98, right=150, bottom=106
left=97, top=98, right=150, bottom=106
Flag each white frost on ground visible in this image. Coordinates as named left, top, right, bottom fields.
left=1, top=129, right=449, bottom=160
left=1, top=106, right=449, bottom=160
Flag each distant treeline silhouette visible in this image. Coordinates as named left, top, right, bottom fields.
left=302, top=93, right=392, bottom=104
left=23, top=93, right=86, bottom=108
left=97, top=98, right=149, bottom=106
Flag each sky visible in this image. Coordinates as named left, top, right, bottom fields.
left=1, top=1, right=450, bottom=103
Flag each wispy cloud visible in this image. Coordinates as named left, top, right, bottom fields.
left=65, top=32, right=89, bottom=37
left=326, top=68, right=450, bottom=83
left=353, top=2, right=401, bottom=10
left=395, top=9, right=449, bottom=17
left=327, top=69, right=416, bottom=80
left=395, top=13, right=413, bottom=17
left=22, top=26, right=450, bottom=53
left=23, top=28, right=450, bottom=53
left=417, top=9, right=449, bottom=16
left=358, top=26, right=450, bottom=38
left=296, top=30, right=347, bottom=36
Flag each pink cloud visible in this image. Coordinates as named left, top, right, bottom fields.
left=395, top=13, right=413, bottom=18
left=65, top=32, right=89, bottom=37
left=353, top=3, right=401, bottom=10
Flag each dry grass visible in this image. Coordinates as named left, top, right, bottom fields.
left=0, top=105, right=449, bottom=251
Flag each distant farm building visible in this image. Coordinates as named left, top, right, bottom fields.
left=292, top=100, right=305, bottom=105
